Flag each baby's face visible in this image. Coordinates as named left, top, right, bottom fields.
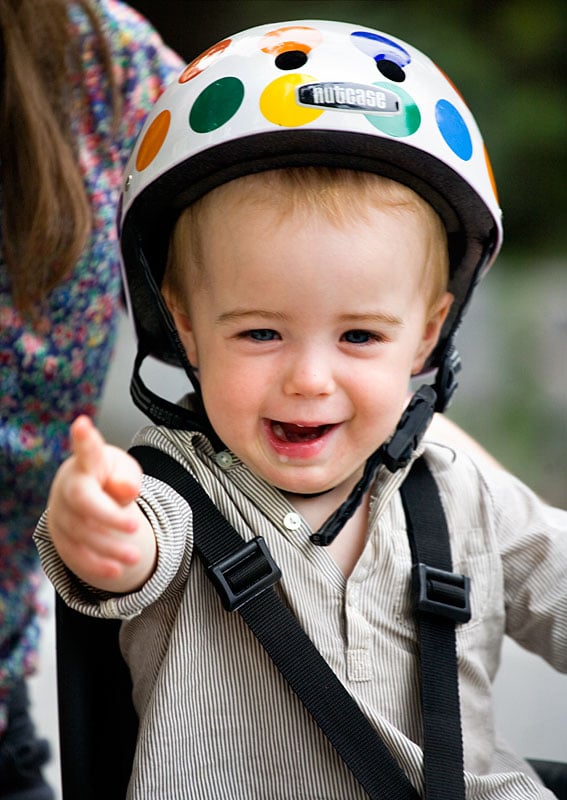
left=168, top=197, right=450, bottom=497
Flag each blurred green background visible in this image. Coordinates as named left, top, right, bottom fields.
left=130, top=0, right=566, bottom=505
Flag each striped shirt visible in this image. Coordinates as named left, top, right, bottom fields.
left=35, top=423, right=567, bottom=799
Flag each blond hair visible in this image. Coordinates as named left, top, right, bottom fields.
left=164, top=167, right=449, bottom=313
left=0, top=0, right=119, bottom=312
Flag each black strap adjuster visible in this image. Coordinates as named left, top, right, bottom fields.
left=412, top=563, right=471, bottom=623
left=208, top=537, right=282, bottom=612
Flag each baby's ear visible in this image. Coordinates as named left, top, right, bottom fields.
left=161, top=287, right=199, bottom=367
left=412, top=292, right=454, bottom=374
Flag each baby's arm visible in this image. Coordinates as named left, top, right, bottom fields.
left=46, top=415, right=156, bottom=594
left=429, top=414, right=504, bottom=470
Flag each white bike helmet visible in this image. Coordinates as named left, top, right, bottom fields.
left=120, top=19, right=502, bottom=486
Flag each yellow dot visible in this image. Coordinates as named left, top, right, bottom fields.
left=260, top=74, right=323, bottom=127
left=136, top=110, right=171, bottom=172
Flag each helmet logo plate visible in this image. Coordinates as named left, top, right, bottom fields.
left=298, top=82, right=400, bottom=115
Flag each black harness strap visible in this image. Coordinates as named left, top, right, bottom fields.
left=55, top=595, right=138, bottom=800
left=130, top=445, right=419, bottom=800
left=401, top=457, right=470, bottom=800
left=130, top=445, right=470, bottom=799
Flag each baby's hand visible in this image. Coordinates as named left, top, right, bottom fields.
left=47, top=416, right=155, bottom=592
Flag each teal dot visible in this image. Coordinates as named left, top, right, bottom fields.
left=189, top=77, right=244, bottom=133
left=435, top=99, right=473, bottom=160
left=365, top=83, right=420, bottom=137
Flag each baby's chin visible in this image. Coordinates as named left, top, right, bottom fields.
left=254, top=465, right=339, bottom=497
left=275, top=466, right=366, bottom=502
left=233, top=439, right=367, bottom=498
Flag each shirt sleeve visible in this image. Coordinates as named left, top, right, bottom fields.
left=483, top=465, right=567, bottom=671
left=33, top=474, right=194, bottom=620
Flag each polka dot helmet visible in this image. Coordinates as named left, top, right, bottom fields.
left=120, top=19, right=502, bottom=378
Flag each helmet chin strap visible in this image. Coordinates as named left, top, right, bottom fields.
left=130, top=260, right=226, bottom=441
left=310, top=344, right=461, bottom=546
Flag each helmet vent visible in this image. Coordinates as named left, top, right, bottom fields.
left=376, top=59, right=406, bottom=82
left=275, top=50, right=308, bottom=70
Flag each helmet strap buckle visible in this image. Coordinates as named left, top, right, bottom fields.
left=382, top=385, right=437, bottom=472
left=383, top=342, right=462, bottom=472
left=433, top=343, right=461, bottom=412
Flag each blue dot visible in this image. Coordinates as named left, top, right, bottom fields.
left=351, top=31, right=411, bottom=68
left=435, top=99, right=473, bottom=160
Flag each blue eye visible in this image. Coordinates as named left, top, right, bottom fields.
left=342, top=329, right=377, bottom=344
left=248, top=329, right=279, bottom=341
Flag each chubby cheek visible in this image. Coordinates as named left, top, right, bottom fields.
left=199, top=365, right=260, bottom=436
left=367, top=394, right=407, bottom=439
left=355, top=360, right=409, bottom=407
left=352, top=369, right=411, bottom=434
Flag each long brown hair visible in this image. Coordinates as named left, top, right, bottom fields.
left=0, top=0, right=119, bottom=311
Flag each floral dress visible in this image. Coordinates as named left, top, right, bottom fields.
left=0, top=0, right=183, bottom=733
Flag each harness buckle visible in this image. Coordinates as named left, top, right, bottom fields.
left=413, top=563, right=471, bottom=623
left=209, top=537, right=282, bottom=612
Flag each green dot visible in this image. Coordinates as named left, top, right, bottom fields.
left=365, top=83, right=420, bottom=137
left=189, top=77, right=245, bottom=133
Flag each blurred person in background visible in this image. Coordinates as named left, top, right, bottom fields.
left=0, top=0, right=182, bottom=796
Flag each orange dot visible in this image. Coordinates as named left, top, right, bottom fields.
left=435, top=64, right=467, bottom=104
left=484, top=144, right=499, bottom=205
left=260, top=26, right=322, bottom=56
left=179, top=39, right=232, bottom=83
left=135, top=110, right=171, bottom=172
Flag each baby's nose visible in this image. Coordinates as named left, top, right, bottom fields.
left=282, top=349, right=336, bottom=397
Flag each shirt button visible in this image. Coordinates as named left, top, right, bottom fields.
left=215, top=451, right=233, bottom=469
left=283, top=512, right=302, bottom=531
left=348, top=586, right=360, bottom=607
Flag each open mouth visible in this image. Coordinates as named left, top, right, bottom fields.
left=270, top=421, right=333, bottom=443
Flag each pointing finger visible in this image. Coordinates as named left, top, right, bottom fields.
left=70, top=415, right=107, bottom=479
